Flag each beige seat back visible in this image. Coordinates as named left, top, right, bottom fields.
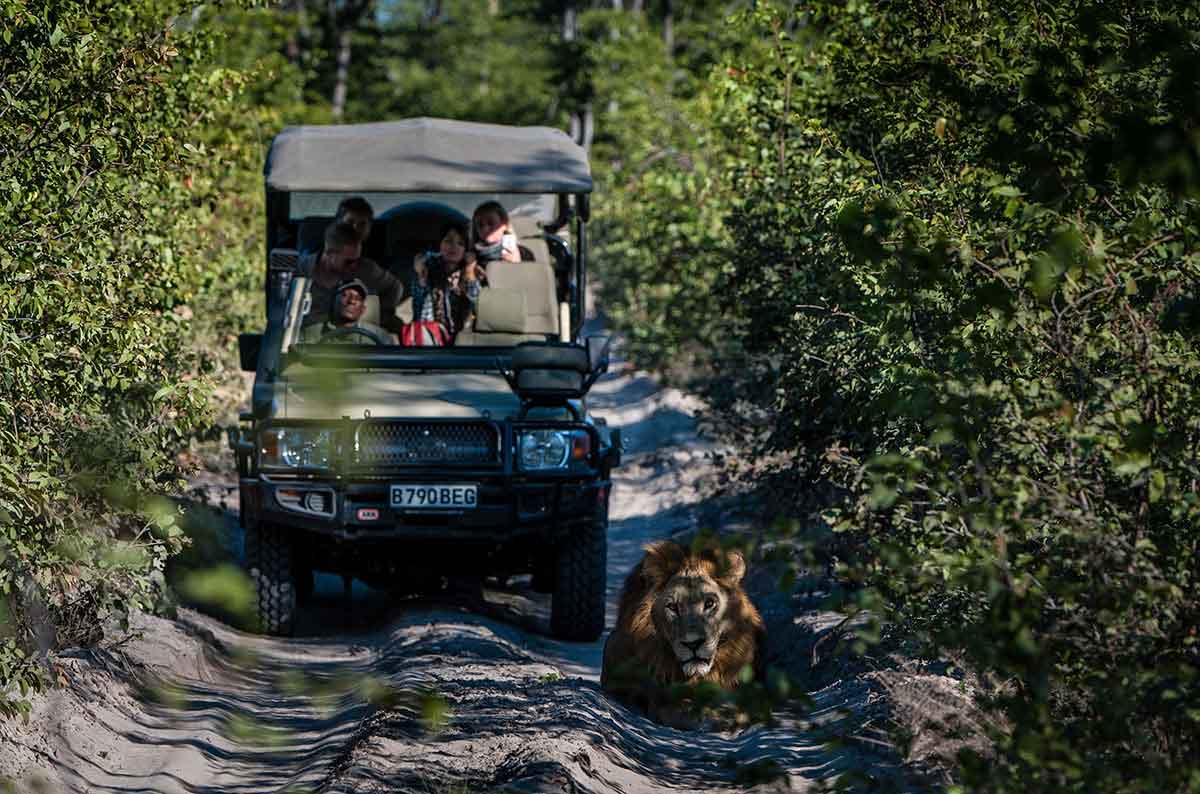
left=485, top=259, right=559, bottom=336
left=362, top=294, right=381, bottom=326
left=510, top=215, right=552, bottom=266
left=454, top=288, right=544, bottom=346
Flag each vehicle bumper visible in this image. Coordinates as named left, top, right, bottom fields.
left=241, top=474, right=610, bottom=543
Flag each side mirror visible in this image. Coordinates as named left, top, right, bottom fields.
left=586, top=336, right=611, bottom=374
left=238, top=333, right=263, bottom=372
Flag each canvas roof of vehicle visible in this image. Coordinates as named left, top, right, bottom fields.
left=265, top=118, right=592, bottom=194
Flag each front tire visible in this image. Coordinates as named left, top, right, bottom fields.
left=531, top=552, right=555, bottom=594
left=245, top=523, right=297, bottom=636
left=549, top=509, right=607, bottom=642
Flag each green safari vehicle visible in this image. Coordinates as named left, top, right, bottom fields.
left=232, top=118, right=620, bottom=639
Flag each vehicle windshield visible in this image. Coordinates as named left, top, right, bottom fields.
left=274, top=191, right=568, bottom=352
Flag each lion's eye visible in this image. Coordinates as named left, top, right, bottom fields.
left=704, top=598, right=718, bottom=611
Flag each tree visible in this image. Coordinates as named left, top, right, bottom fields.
left=328, top=0, right=374, bottom=118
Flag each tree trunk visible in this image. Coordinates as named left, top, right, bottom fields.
left=286, top=0, right=305, bottom=63
left=561, top=0, right=576, bottom=42
left=329, top=0, right=374, bottom=120
left=331, top=26, right=351, bottom=119
left=663, top=0, right=674, bottom=54
left=559, top=1, right=588, bottom=149
left=580, top=103, right=594, bottom=151
left=607, top=0, right=622, bottom=118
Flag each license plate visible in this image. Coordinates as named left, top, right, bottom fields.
left=390, top=484, right=478, bottom=510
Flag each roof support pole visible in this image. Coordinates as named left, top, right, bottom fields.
left=575, top=212, right=587, bottom=340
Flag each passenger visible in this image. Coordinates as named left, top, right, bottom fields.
left=300, top=279, right=393, bottom=344
left=298, top=196, right=376, bottom=257
left=335, top=196, right=374, bottom=243
left=471, top=201, right=534, bottom=265
left=412, top=220, right=486, bottom=340
left=299, top=221, right=405, bottom=333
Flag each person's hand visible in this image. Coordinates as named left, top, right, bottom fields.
left=414, top=253, right=428, bottom=285
left=500, top=246, right=521, bottom=263
left=463, top=252, right=479, bottom=282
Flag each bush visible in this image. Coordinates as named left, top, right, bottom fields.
left=0, top=0, right=268, bottom=716
left=715, top=2, right=1200, bottom=789
left=585, top=9, right=743, bottom=379
left=601, top=0, right=1200, bottom=788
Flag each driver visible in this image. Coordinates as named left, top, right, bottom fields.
left=300, top=278, right=393, bottom=344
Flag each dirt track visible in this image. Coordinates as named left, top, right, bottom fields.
left=0, top=336, right=908, bottom=793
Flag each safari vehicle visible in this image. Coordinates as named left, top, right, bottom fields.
left=231, top=118, right=620, bottom=640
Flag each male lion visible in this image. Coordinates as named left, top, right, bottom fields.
left=601, top=540, right=766, bottom=723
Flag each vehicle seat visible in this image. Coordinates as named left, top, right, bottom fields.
left=454, top=288, right=545, bottom=346
left=383, top=217, right=433, bottom=286
left=380, top=201, right=468, bottom=274
left=484, top=259, right=559, bottom=336
left=510, top=215, right=552, bottom=266
left=362, top=294, right=381, bottom=326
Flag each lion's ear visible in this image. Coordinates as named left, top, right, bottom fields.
left=701, top=547, right=746, bottom=585
left=722, top=550, right=747, bottom=584
left=640, top=541, right=686, bottom=587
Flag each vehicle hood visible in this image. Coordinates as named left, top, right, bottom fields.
left=275, top=368, right=521, bottom=420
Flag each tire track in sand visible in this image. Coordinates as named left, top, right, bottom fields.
left=0, top=338, right=898, bottom=793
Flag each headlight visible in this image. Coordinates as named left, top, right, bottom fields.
left=518, top=429, right=591, bottom=470
left=259, top=427, right=334, bottom=469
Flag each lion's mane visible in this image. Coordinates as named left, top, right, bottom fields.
left=600, top=540, right=766, bottom=701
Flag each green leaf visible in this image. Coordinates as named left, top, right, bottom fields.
left=867, top=482, right=898, bottom=510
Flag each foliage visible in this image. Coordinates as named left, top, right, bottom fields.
left=351, top=0, right=560, bottom=127
left=568, top=0, right=1200, bottom=787
left=3, top=0, right=1196, bottom=788
left=681, top=1, right=1200, bottom=790
left=584, top=9, right=741, bottom=377
left=0, top=0, right=275, bottom=714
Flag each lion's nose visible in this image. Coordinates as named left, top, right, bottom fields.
left=681, top=638, right=706, bottom=654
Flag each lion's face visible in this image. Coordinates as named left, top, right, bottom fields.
left=651, top=570, right=732, bottom=678
left=603, top=540, right=764, bottom=696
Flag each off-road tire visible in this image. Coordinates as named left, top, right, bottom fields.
left=245, top=522, right=296, bottom=636
left=295, top=565, right=315, bottom=606
left=531, top=553, right=554, bottom=593
left=549, top=510, right=607, bottom=642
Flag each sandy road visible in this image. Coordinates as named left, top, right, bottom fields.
left=0, top=339, right=901, bottom=793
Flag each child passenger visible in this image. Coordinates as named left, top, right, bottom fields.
left=411, top=221, right=485, bottom=340
left=471, top=200, right=532, bottom=265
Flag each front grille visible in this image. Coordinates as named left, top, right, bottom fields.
left=355, top=422, right=500, bottom=466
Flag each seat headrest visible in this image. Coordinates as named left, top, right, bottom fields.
left=509, top=215, right=541, bottom=237
left=509, top=215, right=551, bottom=264
left=485, top=260, right=559, bottom=334
left=475, top=288, right=527, bottom=334
left=362, top=294, right=381, bottom=326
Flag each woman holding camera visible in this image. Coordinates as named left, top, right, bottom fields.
left=411, top=220, right=485, bottom=342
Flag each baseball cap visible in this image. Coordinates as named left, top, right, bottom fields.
left=334, top=278, right=368, bottom=298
